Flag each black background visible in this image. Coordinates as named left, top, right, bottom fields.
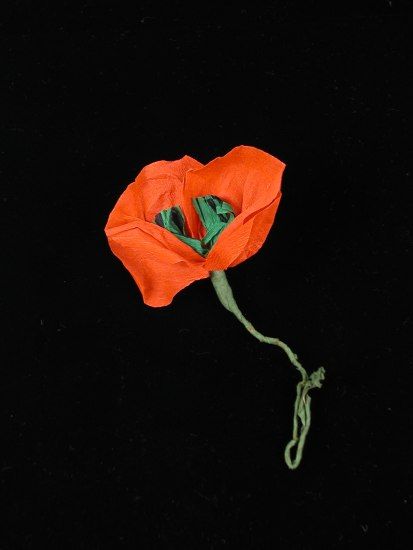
left=3, top=2, right=412, bottom=548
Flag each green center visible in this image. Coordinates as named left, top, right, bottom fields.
left=154, top=195, right=235, bottom=256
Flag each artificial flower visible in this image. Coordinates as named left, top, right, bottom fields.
left=105, top=145, right=325, bottom=469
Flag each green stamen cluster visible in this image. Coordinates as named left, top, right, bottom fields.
left=154, top=195, right=235, bottom=256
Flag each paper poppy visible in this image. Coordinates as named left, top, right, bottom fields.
left=105, top=145, right=325, bottom=469
left=105, top=145, right=283, bottom=307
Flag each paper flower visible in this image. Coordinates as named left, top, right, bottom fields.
left=105, top=145, right=325, bottom=469
left=105, top=146, right=283, bottom=306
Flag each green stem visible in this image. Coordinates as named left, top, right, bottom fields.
left=210, top=269, right=325, bottom=470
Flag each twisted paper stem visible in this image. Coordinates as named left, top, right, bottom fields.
left=210, top=269, right=325, bottom=469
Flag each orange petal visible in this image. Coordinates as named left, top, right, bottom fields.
left=205, top=194, right=281, bottom=270
left=184, top=145, right=284, bottom=213
left=229, top=193, right=282, bottom=268
left=105, top=155, right=207, bottom=306
left=106, top=155, right=203, bottom=230
left=106, top=218, right=208, bottom=306
left=184, top=145, right=285, bottom=269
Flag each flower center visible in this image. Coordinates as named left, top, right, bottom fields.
left=154, top=195, right=235, bottom=256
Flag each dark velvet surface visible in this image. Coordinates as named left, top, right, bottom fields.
left=3, top=3, right=411, bottom=548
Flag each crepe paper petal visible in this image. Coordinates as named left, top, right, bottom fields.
left=104, top=145, right=325, bottom=468
left=106, top=155, right=203, bottom=228
left=206, top=193, right=282, bottom=271
left=183, top=146, right=285, bottom=271
left=106, top=217, right=208, bottom=306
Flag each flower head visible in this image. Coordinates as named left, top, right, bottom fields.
left=105, top=145, right=285, bottom=306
